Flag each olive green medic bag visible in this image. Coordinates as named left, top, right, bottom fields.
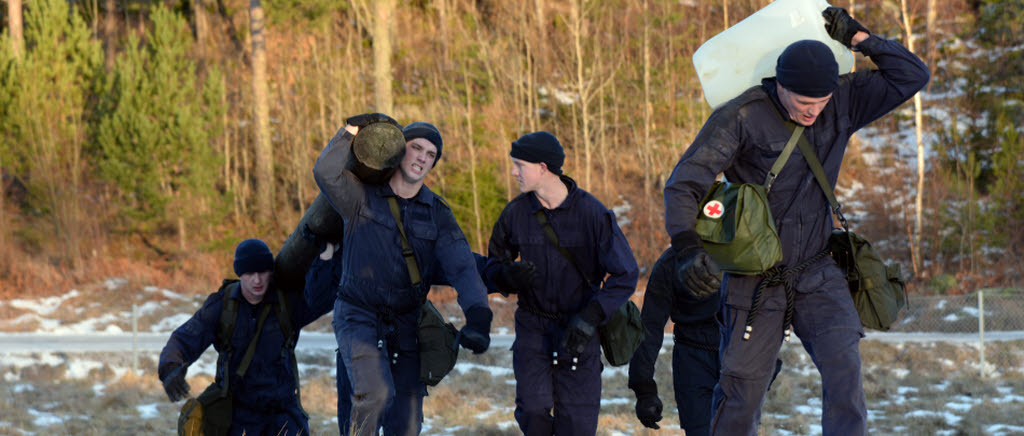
left=695, top=126, right=807, bottom=275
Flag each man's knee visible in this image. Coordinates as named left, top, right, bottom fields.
left=353, top=386, right=392, bottom=413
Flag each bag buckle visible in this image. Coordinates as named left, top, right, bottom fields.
left=765, top=172, right=779, bottom=192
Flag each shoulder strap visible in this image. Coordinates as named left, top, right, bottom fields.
left=235, top=302, right=272, bottom=378
left=763, top=126, right=806, bottom=192
left=215, top=282, right=240, bottom=392
left=785, top=123, right=851, bottom=232
left=532, top=209, right=599, bottom=288
left=770, top=98, right=858, bottom=257
left=387, top=196, right=422, bottom=286
left=217, top=282, right=240, bottom=351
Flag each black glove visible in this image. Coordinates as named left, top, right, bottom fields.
left=676, top=248, right=722, bottom=299
left=459, top=306, right=493, bottom=354
left=493, top=260, right=536, bottom=296
left=560, top=301, right=604, bottom=355
left=822, top=6, right=870, bottom=48
left=634, top=390, right=663, bottom=429
left=345, top=112, right=401, bottom=129
left=161, top=365, right=190, bottom=402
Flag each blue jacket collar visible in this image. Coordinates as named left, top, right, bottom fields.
left=376, top=182, right=436, bottom=207
left=528, top=175, right=579, bottom=213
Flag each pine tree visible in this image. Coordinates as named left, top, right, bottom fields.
left=0, top=0, right=101, bottom=268
left=96, top=5, right=225, bottom=239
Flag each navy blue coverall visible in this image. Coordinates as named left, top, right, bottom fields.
left=628, top=247, right=720, bottom=436
left=305, top=248, right=492, bottom=436
left=485, top=175, right=639, bottom=436
left=663, top=35, right=928, bottom=435
left=313, top=130, right=490, bottom=436
left=158, top=272, right=335, bottom=435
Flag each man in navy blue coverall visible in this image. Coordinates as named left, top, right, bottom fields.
left=159, top=238, right=336, bottom=435
left=628, top=247, right=722, bottom=436
left=313, top=115, right=492, bottom=436
left=628, top=248, right=783, bottom=435
left=485, top=131, right=639, bottom=436
left=663, top=8, right=928, bottom=435
left=306, top=241, right=494, bottom=436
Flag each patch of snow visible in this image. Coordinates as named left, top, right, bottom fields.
left=992, top=394, right=1024, bottom=404
left=66, top=360, right=104, bottom=379
left=453, top=362, right=514, bottom=378
left=897, top=386, right=919, bottom=395
left=151, top=314, right=193, bottom=333
left=28, top=408, right=63, bottom=427
left=10, top=290, right=81, bottom=316
left=136, top=403, right=161, bottom=419
left=600, top=397, right=630, bottom=406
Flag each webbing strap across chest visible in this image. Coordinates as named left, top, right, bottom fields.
left=532, top=209, right=599, bottom=289
left=216, top=284, right=303, bottom=414
left=387, top=196, right=422, bottom=286
left=739, top=103, right=823, bottom=342
left=527, top=209, right=604, bottom=323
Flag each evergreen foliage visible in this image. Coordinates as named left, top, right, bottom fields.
left=95, top=5, right=226, bottom=233
left=0, top=0, right=101, bottom=264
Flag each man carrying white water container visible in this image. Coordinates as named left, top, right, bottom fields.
left=663, top=5, right=928, bottom=436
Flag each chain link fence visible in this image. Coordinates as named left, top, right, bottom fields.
left=879, top=290, right=1024, bottom=377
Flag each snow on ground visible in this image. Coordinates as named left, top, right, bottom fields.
left=3, top=281, right=1024, bottom=435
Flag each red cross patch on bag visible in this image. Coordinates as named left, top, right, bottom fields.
left=703, top=200, right=725, bottom=219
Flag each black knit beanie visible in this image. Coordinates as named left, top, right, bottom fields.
left=510, top=131, right=565, bottom=175
left=775, top=40, right=839, bottom=97
left=402, top=122, right=443, bottom=167
left=233, top=238, right=274, bottom=277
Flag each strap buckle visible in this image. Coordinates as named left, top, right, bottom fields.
left=765, top=172, right=779, bottom=192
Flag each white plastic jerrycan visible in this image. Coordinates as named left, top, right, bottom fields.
left=692, top=0, right=855, bottom=109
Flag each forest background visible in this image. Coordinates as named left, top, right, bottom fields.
left=0, top=0, right=1021, bottom=301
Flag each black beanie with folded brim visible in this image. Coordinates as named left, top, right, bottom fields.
left=234, top=238, right=274, bottom=277
left=510, top=131, right=565, bottom=175
left=402, top=121, right=443, bottom=167
left=775, top=40, right=839, bottom=98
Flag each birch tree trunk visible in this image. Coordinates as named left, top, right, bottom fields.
left=900, top=0, right=925, bottom=276
left=462, top=69, right=484, bottom=252
left=570, top=0, right=593, bottom=188
left=372, top=0, right=395, bottom=114
left=926, top=0, right=937, bottom=75
left=103, top=0, right=116, bottom=69
left=249, top=0, right=273, bottom=224
left=642, top=0, right=654, bottom=234
left=8, top=0, right=24, bottom=58
left=194, top=0, right=209, bottom=58
left=722, top=0, right=730, bottom=30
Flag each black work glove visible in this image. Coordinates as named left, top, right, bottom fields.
left=822, top=6, right=870, bottom=48
left=161, top=365, right=190, bottom=402
left=345, top=112, right=401, bottom=130
left=560, top=300, right=604, bottom=355
left=676, top=248, right=722, bottom=299
left=459, top=306, right=493, bottom=354
left=493, top=260, right=537, bottom=296
left=632, top=382, right=663, bottom=429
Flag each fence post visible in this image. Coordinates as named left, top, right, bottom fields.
left=132, top=303, right=138, bottom=374
left=978, top=290, right=985, bottom=378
